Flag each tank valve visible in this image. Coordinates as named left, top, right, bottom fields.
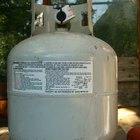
left=55, top=5, right=75, bottom=24
left=56, top=9, right=67, bottom=24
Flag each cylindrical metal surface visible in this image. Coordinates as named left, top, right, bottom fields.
left=8, top=32, right=118, bottom=140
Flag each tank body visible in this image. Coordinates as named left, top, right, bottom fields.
left=8, top=32, right=118, bottom=140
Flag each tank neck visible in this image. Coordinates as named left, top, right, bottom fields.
left=56, top=28, right=69, bottom=32
left=55, top=23, right=70, bottom=32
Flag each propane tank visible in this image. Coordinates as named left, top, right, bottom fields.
left=8, top=0, right=118, bottom=140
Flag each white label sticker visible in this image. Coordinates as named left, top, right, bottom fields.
left=12, top=61, right=93, bottom=95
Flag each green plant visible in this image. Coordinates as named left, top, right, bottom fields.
left=0, top=1, right=31, bottom=82
left=94, top=0, right=138, bottom=57
left=0, top=33, right=19, bottom=82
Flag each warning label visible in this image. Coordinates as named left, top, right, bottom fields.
left=12, top=61, right=93, bottom=95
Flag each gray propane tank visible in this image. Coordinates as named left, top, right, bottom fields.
left=7, top=31, right=118, bottom=140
